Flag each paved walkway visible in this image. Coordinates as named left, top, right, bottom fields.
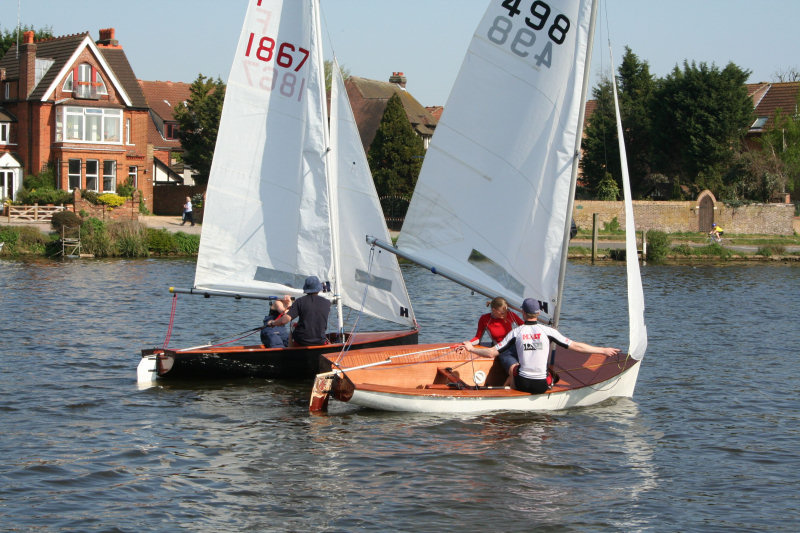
left=139, top=215, right=202, bottom=235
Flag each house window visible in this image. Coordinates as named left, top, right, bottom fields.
left=0, top=170, right=14, bottom=201
left=0, top=122, right=9, bottom=144
left=86, top=160, right=99, bottom=192
left=3, top=83, right=9, bottom=100
left=63, top=63, right=108, bottom=98
left=57, top=106, right=122, bottom=143
left=68, top=159, right=82, bottom=190
left=103, top=160, right=116, bottom=192
left=751, top=117, right=768, bottom=130
left=165, top=122, right=180, bottom=140
left=125, top=118, right=131, bottom=144
left=128, top=165, right=138, bottom=188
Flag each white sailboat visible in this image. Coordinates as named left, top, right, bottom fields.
left=138, top=0, right=417, bottom=384
left=310, top=0, right=647, bottom=413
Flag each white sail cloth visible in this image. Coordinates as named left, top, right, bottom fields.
left=193, top=0, right=414, bottom=328
left=398, top=0, right=595, bottom=308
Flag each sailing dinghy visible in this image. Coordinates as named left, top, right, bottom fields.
left=310, top=0, right=647, bottom=413
left=138, top=0, right=417, bottom=384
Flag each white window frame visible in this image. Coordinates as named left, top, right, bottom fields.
left=0, top=169, right=14, bottom=201
left=128, top=165, right=138, bottom=189
left=86, top=159, right=99, bottom=192
left=56, top=106, right=122, bottom=144
left=103, top=160, right=116, bottom=192
left=68, top=159, right=82, bottom=191
left=0, top=122, right=9, bottom=144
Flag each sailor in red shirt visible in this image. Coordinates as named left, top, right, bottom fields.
left=468, top=296, right=524, bottom=346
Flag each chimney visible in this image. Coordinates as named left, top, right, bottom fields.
left=97, top=28, right=120, bottom=48
left=19, top=32, right=37, bottom=98
left=389, top=71, right=407, bottom=89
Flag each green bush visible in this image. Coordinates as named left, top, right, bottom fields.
left=109, top=220, right=149, bottom=257
left=756, top=245, right=786, bottom=257
left=51, top=210, right=82, bottom=236
left=18, top=187, right=72, bottom=205
left=80, top=217, right=113, bottom=257
left=117, top=179, right=135, bottom=198
left=646, top=230, right=671, bottom=263
left=146, top=228, right=178, bottom=254
left=671, top=244, right=693, bottom=256
left=602, top=216, right=622, bottom=233
left=97, top=193, right=127, bottom=208
left=174, top=231, right=201, bottom=254
left=81, top=189, right=100, bottom=205
left=0, top=225, right=49, bottom=256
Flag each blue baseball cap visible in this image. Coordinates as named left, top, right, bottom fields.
left=521, top=298, right=541, bottom=314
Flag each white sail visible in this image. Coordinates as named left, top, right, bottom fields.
left=610, top=51, right=648, bottom=359
left=194, top=0, right=331, bottom=298
left=329, top=60, right=416, bottom=328
left=397, top=0, right=595, bottom=308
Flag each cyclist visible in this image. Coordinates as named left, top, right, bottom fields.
left=709, top=223, right=724, bottom=243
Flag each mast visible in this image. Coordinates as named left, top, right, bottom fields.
left=553, top=0, right=599, bottom=328
left=314, top=0, right=344, bottom=336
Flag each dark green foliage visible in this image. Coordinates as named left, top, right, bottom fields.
left=173, top=75, right=226, bottom=185
left=367, top=94, right=425, bottom=201
left=117, top=178, right=136, bottom=198
left=17, top=167, right=71, bottom=205
left=51, top=210, right=82, bottom=236
left=651, top=61, right=753, bottom=196
left=81, top=189, right=100, bottom=204
left=645, top=230, right=670, bottom=263
left=756, top=245, right=786, bottom=257
left=1, top=25, right=53, bottom=57
left=146, top=228, right=179, bottom=254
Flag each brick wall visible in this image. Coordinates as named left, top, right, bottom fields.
left=573, top=198, right=796, bottom=235
left=152, top=185, right=206, bottom=219
left=68, top=188, right=140, bottom=221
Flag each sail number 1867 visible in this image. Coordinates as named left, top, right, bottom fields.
left=488, top=0, right=572, bottom=68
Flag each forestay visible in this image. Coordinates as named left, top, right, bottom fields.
left=397, top=0, right=594, bottom=308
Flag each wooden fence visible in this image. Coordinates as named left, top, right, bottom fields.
left=5, top=204, right=66, bottom=223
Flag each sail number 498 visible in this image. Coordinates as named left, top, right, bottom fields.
left=489, top=0, right=572, bottom=68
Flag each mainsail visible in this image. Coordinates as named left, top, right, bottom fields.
left=193, top=0, right=414, bottom=328
left=397, top=0, right=595, bottom=309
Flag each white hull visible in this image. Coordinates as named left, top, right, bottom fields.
left=340, top=363, right=641, bottom=414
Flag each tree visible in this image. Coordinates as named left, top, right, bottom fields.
left=580, top=48, right=655, bottom=199
left=651, top=61, right=753, bottom=196
left=323, top=60, right=350, bottom=93
left=173, top=75, right=226, bottom=185
left=367, top=94, right=425, bottom=199
left=1, top=26, right=53, bottom=58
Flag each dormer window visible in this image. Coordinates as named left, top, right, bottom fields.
left=751, top=116, right=768, bottom=130
left=62, top=63, right=108, bottom=99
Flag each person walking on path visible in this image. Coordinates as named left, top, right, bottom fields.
left=181, top=196, right=194, bottom=226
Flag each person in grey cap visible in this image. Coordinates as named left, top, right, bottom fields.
left=267, top=276, right=331, bottom=346
left=462, top=298, right=620, bottom=394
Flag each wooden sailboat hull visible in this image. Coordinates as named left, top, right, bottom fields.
left=312, top=343, right=641, bottom=413
left=140, top=329, right=418, bottom=381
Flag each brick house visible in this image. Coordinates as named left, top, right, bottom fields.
left=345, top=72, right=438, bottom=152
left=0, top=28, right=154, bottom=210
left=138, top=79, right=198, bottom=186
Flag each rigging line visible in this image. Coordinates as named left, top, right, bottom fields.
left=332, top=242, right=377, bottom=366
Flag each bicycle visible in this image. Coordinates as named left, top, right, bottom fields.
left=707, top=232, right=723, bottom=244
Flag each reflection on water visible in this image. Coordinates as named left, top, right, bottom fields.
left=1, top=258, right=799, bottom=530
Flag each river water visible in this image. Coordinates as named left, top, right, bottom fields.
left=1, top=258, right=799, bottom=531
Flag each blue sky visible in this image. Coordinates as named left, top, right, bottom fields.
left=8, top=0, right=799, bottom=107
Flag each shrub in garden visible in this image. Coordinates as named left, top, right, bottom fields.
left=51, top=210, right=82, bottom=236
